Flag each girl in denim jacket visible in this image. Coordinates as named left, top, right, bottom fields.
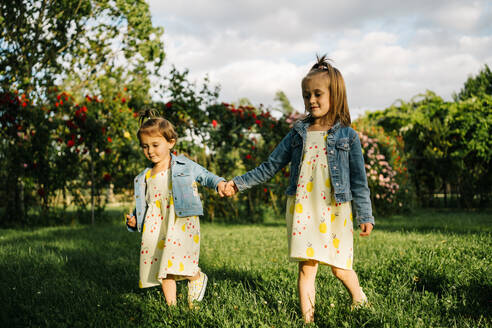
left=226, top=56, right=374, bottom=323
left=126, top=112, right=227, bottom=307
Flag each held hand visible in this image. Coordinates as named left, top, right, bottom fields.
left=359, top=223, right=373, bottom=237
left=126, top=214, right=137, bottom=228
left=217, top=181, right=227, bottom=197
left=224, top=180, right=238, bottom=197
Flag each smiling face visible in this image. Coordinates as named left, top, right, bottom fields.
left=140, top=134, right=176, bottom=170
left=302, top=74, right=331, bottom=123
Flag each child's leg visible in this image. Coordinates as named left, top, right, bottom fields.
left=161, top=276, right=177, bottom=306
left=330, top=266, right=365, bottom=303
left=186, top=271, right=200, bottom=281
left=298, top=260, right=318, bottom=323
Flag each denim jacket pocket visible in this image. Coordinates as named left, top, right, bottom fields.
left=335, top=138, right=350, bottom=151
left=173, top=173, right=195, bottom=208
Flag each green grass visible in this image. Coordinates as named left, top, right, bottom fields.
left=1, top=209, right=491, bottom=327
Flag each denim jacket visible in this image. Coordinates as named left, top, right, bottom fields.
left=128, top=154, right=225, bottom=232
left=233, top=120, right=374, bottom=226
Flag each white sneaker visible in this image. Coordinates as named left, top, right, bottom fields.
left=188, top=271, right=208, bottom=306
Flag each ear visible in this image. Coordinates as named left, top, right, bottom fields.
left=168, top=138, right=176, bottom=149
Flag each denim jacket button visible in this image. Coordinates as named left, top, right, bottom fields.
left=336, top=183, right=339, bottom=186
left=330, top=150, right=334, bottom=154
left=333, top=166, right=336, bottom=169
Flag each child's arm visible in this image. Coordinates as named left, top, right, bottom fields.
left=186, top=157, right=226, bottom=191
left=232, top=130, right=294, bottom=192
left=348, top=131, right=375, bottom=232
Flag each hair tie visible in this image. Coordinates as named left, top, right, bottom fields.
left=138, top=108, right=159, bottom=126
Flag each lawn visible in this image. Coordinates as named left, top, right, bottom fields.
left=1, top=209, right=491, bottom=327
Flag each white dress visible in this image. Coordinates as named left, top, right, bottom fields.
left=139, top=169, right=200, bottom=288
left=285, top=131, right=354, bottom=270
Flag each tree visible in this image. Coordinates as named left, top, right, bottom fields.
left=0, top=0, right=164, bottom=101
left=454, top=64, right=492, bottom=101
left=1, top=0, right=90, bottom=94
left=0, top=0, right=164, bottom=224
left=274, top=90, right=295, bottom=115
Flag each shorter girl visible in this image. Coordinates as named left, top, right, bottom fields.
left=225, top=56, right=374, bottom=323
left=126, top=112, right=227, bottom=307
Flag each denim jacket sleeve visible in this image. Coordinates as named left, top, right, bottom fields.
left=233, top=130, right=293, bottom=191
left=348, top=131, right=375, bottom=226
left=187, top=157, right=225, bottom=190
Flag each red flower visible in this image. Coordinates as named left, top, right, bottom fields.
left=81, top=106, right=87, bottom=113
left=21, top=102, right=27, bottom=107
left=245, top=154, right=252, bottom=160
left=166, top=101, right=172, bottom=109
left=255, top=119, right=262, bottom=126
left=86, top=95, right=92, bottom=102
left=212, top=120, right=218, bottom=128
left=133, top=112, right=138, bottom=118
left=107, top=137, right=112, bottom=143
left=103, top=173, right=111, bottom=182
left=67, top=140, right=75, bottom=148
left=263, top=188, right=268, bottom=193
left=121, top=97, right=126, bottom=104
left=55, top=102, right=59, bottom=107
left=57, top=95, right=61, bottom=101
left=101, top=127, right=106, bottom=134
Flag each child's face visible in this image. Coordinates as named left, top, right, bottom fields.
left=302, top=74, right=331, bottom=120
left=140, top=134, right=176, bottom=168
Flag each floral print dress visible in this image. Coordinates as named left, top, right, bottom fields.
left=285, top=131, right=354, bottom=270
left=139, top=169, right=201, bottom=288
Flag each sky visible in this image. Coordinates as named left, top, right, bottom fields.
left=148, top=0, right=492, bottom=118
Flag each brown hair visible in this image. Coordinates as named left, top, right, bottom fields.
left=137, top=109, right=178, bottom=143
left=302, top=54, right=351, bottom=126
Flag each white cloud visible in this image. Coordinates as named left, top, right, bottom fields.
left=148, top=0, right=492, bottom=117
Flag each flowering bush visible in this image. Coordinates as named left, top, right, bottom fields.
left=353, top=120, right=413, bottom=215
left=0, top=86, right=141, bottom=225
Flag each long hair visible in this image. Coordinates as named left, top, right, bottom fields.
left=302, top=54, right=351, bottom=126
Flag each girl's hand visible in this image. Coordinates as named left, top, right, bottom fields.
left=359, top=223, right=373, bottom=237
left=126, top=214, right=137, bottom=228
left=224, top=180, right=238, bottom=197
left=217, top=181, right=227, bottom=197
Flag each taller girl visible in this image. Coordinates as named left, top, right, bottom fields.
left=228, top=55, right=374, bottom=323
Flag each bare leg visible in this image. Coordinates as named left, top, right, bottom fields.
left=161, top=270, right=201, bottom=306
left=161, top=276, right=177, bottom=306
left=331, top=266, right=364, bottom=303
left=186, top=270, right=200, bottom=281
left=298, top=260, right=318, bottom=323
